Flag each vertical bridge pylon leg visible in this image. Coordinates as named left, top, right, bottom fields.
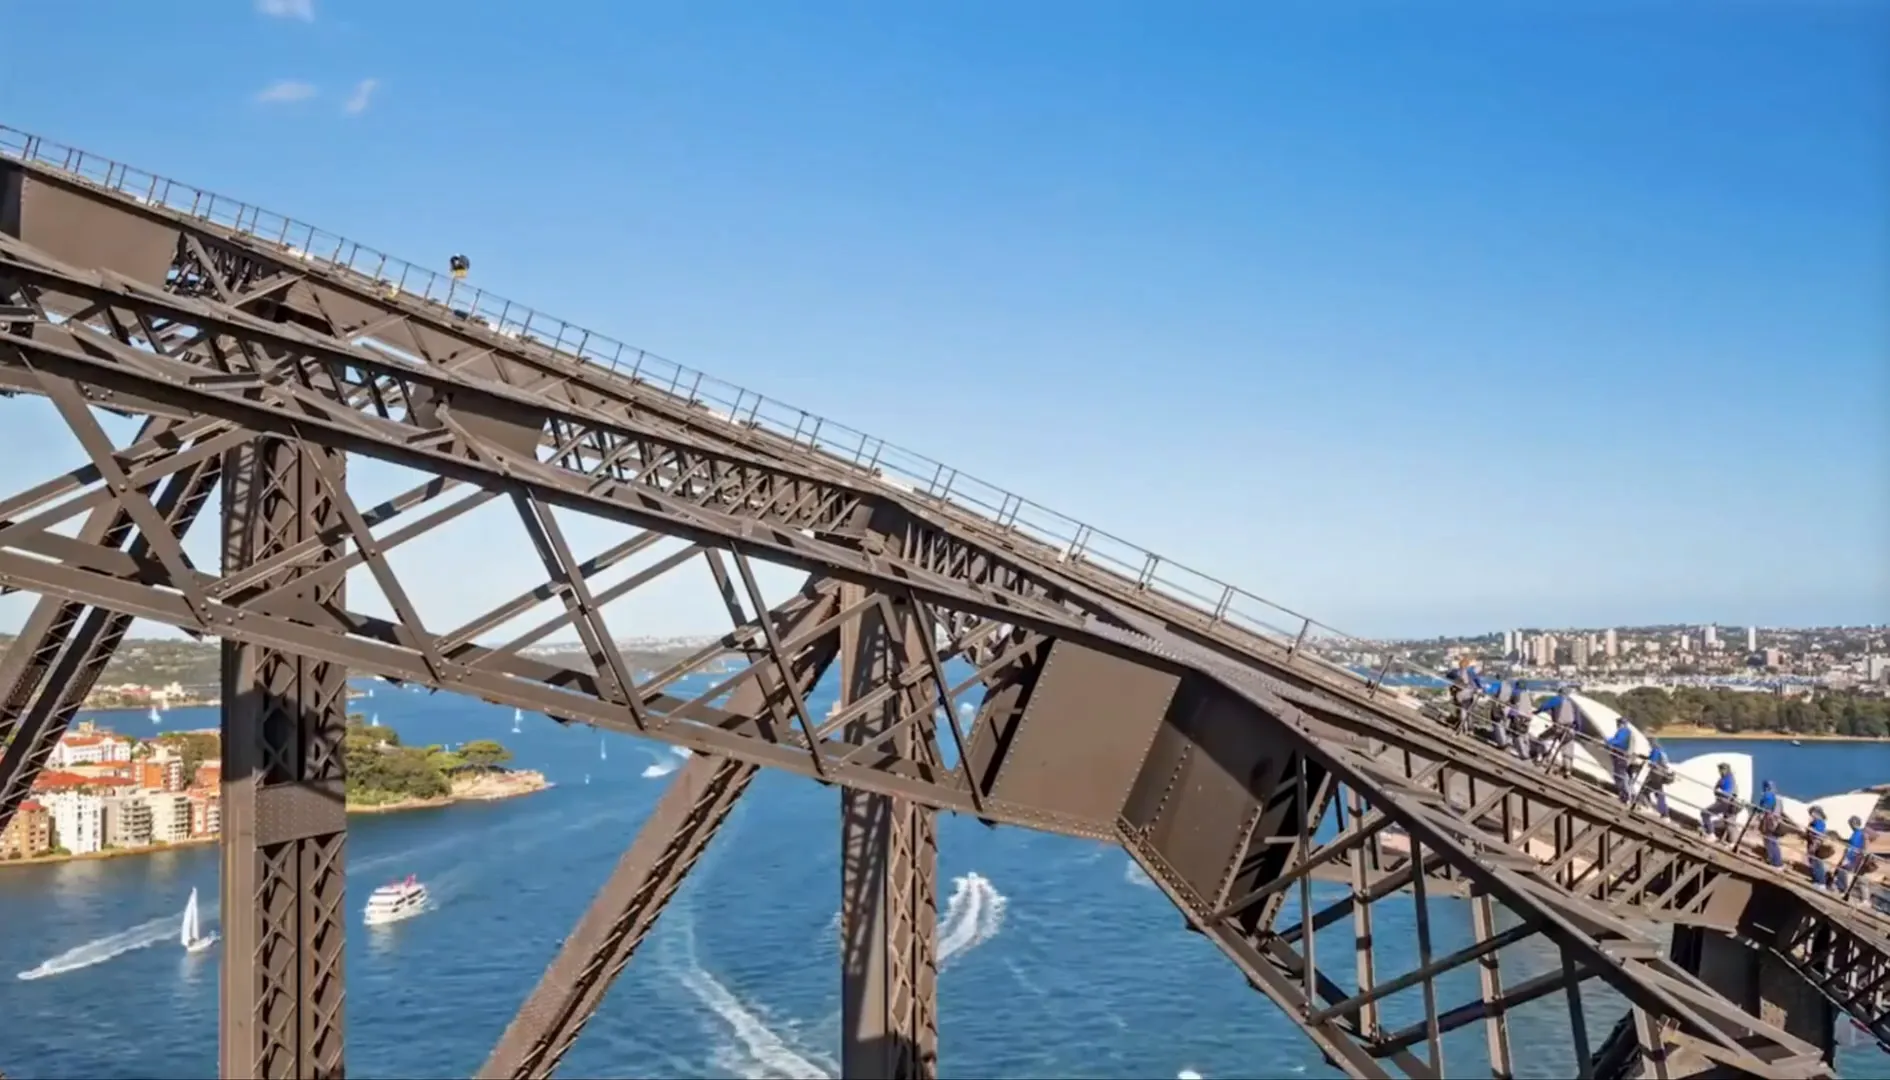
left=839, top=585, right=940, bottom=1080
left=219, top=439, right=350, bottom=1080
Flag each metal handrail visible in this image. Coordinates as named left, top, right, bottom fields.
left=0, top=122, right=1410, bottom=679
left=0, top=123, right=1874, bottom=845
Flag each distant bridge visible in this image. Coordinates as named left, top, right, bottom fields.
left=1, top=124, right=1886, bottom=1079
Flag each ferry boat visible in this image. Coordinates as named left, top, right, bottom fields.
left=363, top=875, right=429, bottom=926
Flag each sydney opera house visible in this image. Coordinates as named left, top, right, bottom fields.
left=1515, top=691, right=1879, bottom=845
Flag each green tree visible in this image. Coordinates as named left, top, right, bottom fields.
left=458, top=740, right=514, bottom=770
left=155, top=730, right=222, bottom=776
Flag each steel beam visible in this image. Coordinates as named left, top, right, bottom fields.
left=0, top=419, right=222, bottom=834
left=0, top=132, right=1877, bottom=1080
left=478, top=575, right=840, bottom=1079
left=838, top=584, right=940, bottom=1080
left=478, top=755, right=758, bottom=1080
left=219, top=436, right=349, bottom=1080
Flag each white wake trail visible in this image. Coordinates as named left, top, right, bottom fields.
left=669, top=918, right=834, bottom=1079
left=937, top=872, right=1007, bottom=968
left=641, top=744, right=696, bottom=778
left=1123, top=858, right=1156, bottom=889
left=18, top=895, right=220, bottom=980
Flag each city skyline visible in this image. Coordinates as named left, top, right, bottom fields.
left=0, top=4, right=1885, bottom=640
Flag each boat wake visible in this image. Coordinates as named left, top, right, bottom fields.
left=642, top=745, right=695, bottom=779
left=670, top=916, right=837, bottom=1080
left=18, top=894, right=220, bottom=980
left=1123, top=858, right=1156, bottom=889
left=938, top=872, right=1007, bottom=968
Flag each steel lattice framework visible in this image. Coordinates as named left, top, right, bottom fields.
left=0, top=127, right=1885, bottom=1080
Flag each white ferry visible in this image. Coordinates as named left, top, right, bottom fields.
left=363, top=875, right=429, bottom=926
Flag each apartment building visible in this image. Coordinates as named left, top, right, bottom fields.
left=0, top=800, right=52, bottom=859
left=187, top=790, right=222, bottom=838
left=101, top=795, right=155, bottom=849
left=145, top=792, right=192, bottom=844
left=137, top=758, right=185, bottom=792
left=41, top=791, right=103, bottom=856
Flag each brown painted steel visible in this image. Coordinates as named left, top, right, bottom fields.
left=478, top=755, right=759, bottom=1079
left=0, top=128, right=1876, bottom=1079
left=218, top=438, right=350, bottom=1080
left=837, top=585, right=941, bottom=1080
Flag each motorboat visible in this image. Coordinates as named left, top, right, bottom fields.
left=181, top=887, right=217, bottom=953
left=363, top=875, right=430, bottom=926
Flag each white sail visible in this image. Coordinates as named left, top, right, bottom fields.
left=182, top=888, right=200, bottom=948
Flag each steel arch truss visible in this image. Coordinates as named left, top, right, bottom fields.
left=0, top=152, right=1864, bottom=1079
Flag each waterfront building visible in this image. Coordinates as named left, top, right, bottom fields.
left=41, top=791, right=103, bottom=856
left=194, top=761, right=222, bottom=790
left=0, top=800, right=52, bottom=859
left=186, top=790, right=222, bottom=838
left=47, top=732, right=132, bottom=768
left=136, top=757, right=185, bottom=792
left=144, top=792, right=192, bottom=844
left=101, top=795, right=154, bottom=849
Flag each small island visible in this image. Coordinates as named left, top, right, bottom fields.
left=343, top=716, right=549, bottom=813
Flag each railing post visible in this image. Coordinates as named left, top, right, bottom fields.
left=1287, top=617, right=1311, bottom=662
left=1137, top=554, right=1159, bottom=589
left=1364, top=654, right=1395, bottom=698
left=1211, top=584, right=1235, bottom=622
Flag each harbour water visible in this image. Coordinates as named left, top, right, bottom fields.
left=1, top=681, right=1886, bottom=1078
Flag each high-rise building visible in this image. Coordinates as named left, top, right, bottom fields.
left=1535, top=634, right=1559, bottom=667
left=1703, top=625, right=1719, bottom=649
left=1747, top=626, right=1759, bottom=652
left=1502, top=630, right=1515, bottom=658
left=1604, top=628, right=1618, bottom=658
left=1678, top=633, right=1691, bottom=654
left=1572, top=637, right=1591, bottom=668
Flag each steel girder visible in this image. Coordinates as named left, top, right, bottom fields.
left=0, top=149, right=1858, bottom=1078
left=836, top=583, right=941, bottom=1080
left=1, top=157, right=1879, bottom=972
left=218, top=436, right=350, bottom=1079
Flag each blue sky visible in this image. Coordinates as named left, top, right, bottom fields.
left=0, top=1, right=1885, bottom=643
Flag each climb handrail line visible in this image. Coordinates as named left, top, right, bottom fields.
left=0, top=122, right=1869, bottom=860
left=0, top=124, right=1386, bottom=676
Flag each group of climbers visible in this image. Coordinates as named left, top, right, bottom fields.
left=1440, top=658, right=1876, bottom=900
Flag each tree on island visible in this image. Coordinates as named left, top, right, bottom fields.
left=339, top=719, right=521, bottom=805
left=457, top=739, right=514, bottom=771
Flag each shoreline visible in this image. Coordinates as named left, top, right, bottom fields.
left=79, top=700, right=219, bottom=715
left=347, top=771, right=554, bottom=815
left=0, top=772, right=551, bottom=870
left=1653, top=728, right=1888, bottom=743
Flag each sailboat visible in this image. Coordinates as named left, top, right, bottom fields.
left=148, top=705, right=162, bottom=726
left=513, top=708, right=523, bottom=734
left=599, top=736, right=607, bottom=762
left=181, top=887, right=217, bottom=953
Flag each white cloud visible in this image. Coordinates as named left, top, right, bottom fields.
left=257, top=0, right=315, bottom=21
left=344, top=78, right=380, bottom=116
left=255, top=80, right=318, bottom=105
